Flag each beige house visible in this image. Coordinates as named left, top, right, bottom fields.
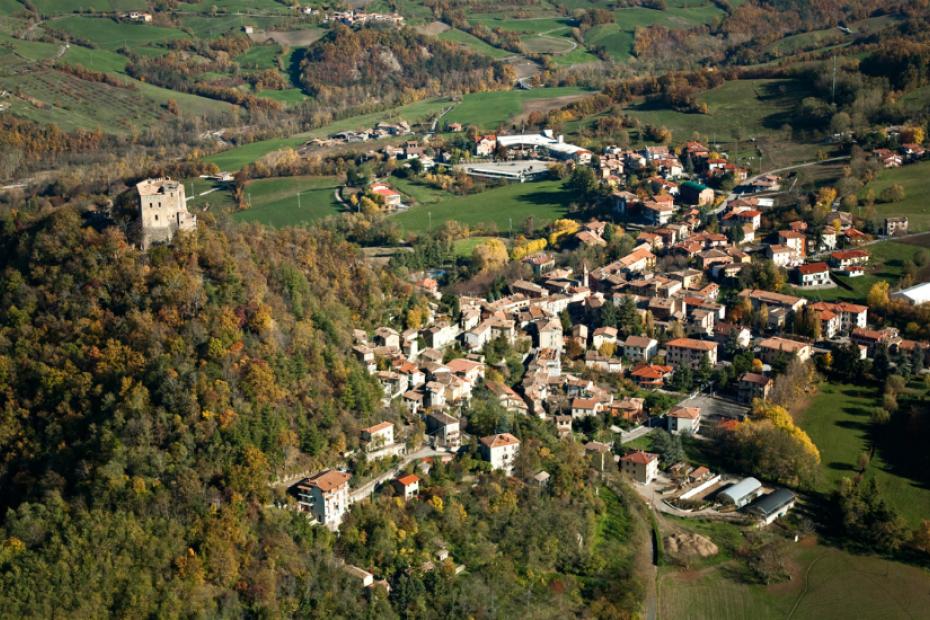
left=620, top=451, right=659, bottom=484
left=757, top=336, right=812, bottom=364
left=665, top=338, right=718, bottom=369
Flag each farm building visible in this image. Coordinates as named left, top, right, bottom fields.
left=891, top=281, right=930, bottom=306
left=719, top=477, right=762, bottom=508
left=746, top=489, right=797, bottom=525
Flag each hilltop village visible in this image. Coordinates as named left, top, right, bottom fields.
left=277, top=133, right=929, bottom=568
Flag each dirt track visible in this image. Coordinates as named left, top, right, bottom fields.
left=416, top=21, right=450, bottom=36
left=247, top=28, right=326, bottom=47
left=512, top=93, right=590, bottom=123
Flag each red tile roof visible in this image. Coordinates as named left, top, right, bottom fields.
left=621, top=450, right=658, bottom=464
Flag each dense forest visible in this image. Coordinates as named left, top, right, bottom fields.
left=0, top=205, right=396, bottom=616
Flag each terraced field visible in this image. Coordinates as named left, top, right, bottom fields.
left=0, top=69, right=166, bottom=131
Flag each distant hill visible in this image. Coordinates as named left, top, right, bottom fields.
left=299, top=25, right=514, bottom=109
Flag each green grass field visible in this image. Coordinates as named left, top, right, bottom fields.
left=865, top=160, right=930, bottom=231
left=206, top=98, right=451, bottom=171
left=389, top=176, right=448, bottom=206
left=444, top=86, right=593, bottom=129
left=582, top=4, right=724, bottom=61
left=451, top=235, right=507, bottom=258
left=798, top=382, right=930, bottom=526
left=437, top=29, right=512, bottom=59
left=468, top=16, right=572, bottom=35
left=0, top=31, right=62, bottom=62
left=31, top=0, right=147, bottom=15
left=236, top=43, right=281, bottom=70
left=61, top=45, right=129, bottom=73
left=393, top=178, right=572, bottom=232
left=234, top=176, right=343, bottom=227
left=183, top=0, right=291, bottom=12
left=0, top=0, right=25, bottom=15
left=658, top=538, right=930, bottom=619
left=256, top=88, right=308, bottom=106
left=623, top=79, right=809, bottom=143
left=52, top=16, right=189, bottom=51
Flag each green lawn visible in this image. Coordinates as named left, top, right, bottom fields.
left=236, top=43, right=281, bottom=70
left=865, top=160, right=930, bottom=231
left=60, top=45, right=128, bottom=74
left=234, top=176, right=343, bottom=227
left=183, top=0, right=291, bottom=12
left=0, top=67, right=182, bottom=132
left=205, top=98, right=451, bottom=171
left=444, top=86, right=593, bottom=129
left=451, top=236, right=506, bottom=258
left=622, top=432, right=655, bottom=452
left=0, top=0, right=24, bottom=15
left=0, top=32, right=62, bottom=62
left=437, top=29, right=512, bottom=59
left=52, top=16, right=189, bottom=51
left=389, top=176, right=448, bottom=206
left=179, top=14, right=293, bottom=37
left=256, top=88, right=308, bottom=106
left=658, top=539, right=930, bottom=619
left=393, top=178, right=573, bottom=232
left=798, top=382, right=930, bottom=526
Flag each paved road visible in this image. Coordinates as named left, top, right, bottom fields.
left=350, top=446, right=445, bottom=503
left=270, top=445, right=445, bottom=495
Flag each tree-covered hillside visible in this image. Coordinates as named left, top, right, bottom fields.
left=0, top=207, right=400, bottom=616
left=300, top=25, right=514, bottom=109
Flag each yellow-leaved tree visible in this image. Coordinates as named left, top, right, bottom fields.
left=472, top=238, right=509, bottom=272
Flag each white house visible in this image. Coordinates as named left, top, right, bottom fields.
left=479, top=433, right=520, bottom=475
left=623, top=335, right=658, bottom=362
left=296, top=469, right=352, bottom=530
left=666, top=406, right=701, bottom=435
left=793, top=262, right=831, bottom=287
left=392, top=474, right=420, bottom=501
